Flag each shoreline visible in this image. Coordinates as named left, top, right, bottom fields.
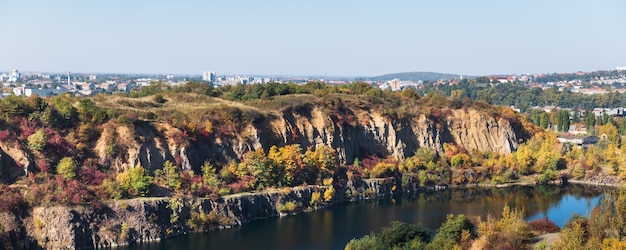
left=2, top=176, right=622, bottom=249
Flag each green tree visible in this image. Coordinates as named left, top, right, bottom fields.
left=56, top=157, right=77, bottom=179
left=557, top=110, right=570, bottom=132
left=77, top=98, right=107, bottom=124
left=117, top=165, right=153, bottom=197
left=27, top=129, right=46, bottom=151
left=428, top=214, right=476, bottom=250
left=584, top=110, right=596, bottom=134
left=162, top=160, right=181, bottom=191
left=201, top=162, right=220, bottom=188
left=378, top=221, right=432, bottom=249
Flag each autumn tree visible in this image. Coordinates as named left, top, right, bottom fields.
left=117, top=165, right=153, bottom=197
left=303, top=145, right=339, bottom=184
left=268, top=145, right=305, bottom=186
left=27, top=129, right=46, bottom=151
left=56, top=157, right=77, bottom=179
left=201, top=162, right=220, bottom=188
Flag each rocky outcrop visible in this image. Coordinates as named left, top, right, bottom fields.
left=0, top=180, right=405, bottom=250
left=0, top=141, right=32, bottom=184
left=94, top=107, right=525, bottom=174
left=0, top=106, right=526, bottom=181
left=566, top=172, right=623, bottom=187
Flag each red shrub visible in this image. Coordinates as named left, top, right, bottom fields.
left=360, top=155, right=380, bottom=170
left=529, top=218, right=560, bottom=233
left=44, top=128, right=75, bottom=156
left=80, top=164, right=107, bottom=186
left=36, top=159, right=49, bottom=173
left=18, top=117, right=38, bottom=140
left=0, top=129, right=13, bottom=142
left=0, top=186, right=26, bottom=212
left=215, top=123, right=237, bottom=137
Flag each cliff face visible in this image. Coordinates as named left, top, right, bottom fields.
left=0, top=179, right=406, bottom=250
left=0, top=107, right=525, bottom=181
left=187, top=108, right=528, bottom=172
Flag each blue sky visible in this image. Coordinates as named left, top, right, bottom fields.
left=1, top=1, right=624, bottom=76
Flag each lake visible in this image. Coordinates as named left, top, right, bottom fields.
left=119, top=184, right=605, bottom=250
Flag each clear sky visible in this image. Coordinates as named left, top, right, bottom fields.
left=1, top=1, right=625, bottom=76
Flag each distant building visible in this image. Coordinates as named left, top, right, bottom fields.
left=593, top=107, right=624, bottom=117
left=202, top=71, right=216, bottom=82
left=388, top=79, right=402, bottom=91
left=557, top=135, right=599, bottom=149
left=13, top=85, right=65, bottom=97
left=8, top=69, right=20, bottom=82
left=617, top=66, right=626, bottom=71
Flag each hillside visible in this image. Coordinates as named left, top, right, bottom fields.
left=369, top=72, right=477, bottom=81
left=0, top=87, right=533, bottom=185
left=0, top=82, right=543, bottom=248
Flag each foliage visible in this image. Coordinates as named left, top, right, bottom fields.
left=77, top=98, right=108, bottom=124
left=187, top=210, right=229, bottom=232
left=378, top=221, right=432, bottom=249
left=116, top=166, right=153, bottom=197
left=201, top=162, right=220, bottom=188
left=473, top=205, right=531, bottom=249
left=162, top=160, right=181, bottom=191
left=324, top=186, right=335, bottom=202
left=427, top=214, right=475, bottom=250
left=528, top=217, right=560, bottom=233
left=344, top=234, right=379, bottom=250
left=310, top=191, right=322, bottom=207
left=278, top=201, right=301, bottom=213
left=27, top=128, right=46, bottom=151
left=168, top=198, right=182, bottom=224
left=56, top=157, right=77, bottom=179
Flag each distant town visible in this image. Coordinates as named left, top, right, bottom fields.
left=1, top=67, right=626, bottom=99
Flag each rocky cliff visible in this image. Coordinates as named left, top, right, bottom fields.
left=0, top=106, right=525, bottom=181
left=95, top=107, right=525, bottom=174
left=0, top=179, right=405, bottom=250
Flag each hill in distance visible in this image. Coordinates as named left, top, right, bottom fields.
left=368, top=72, right=477, bottom=81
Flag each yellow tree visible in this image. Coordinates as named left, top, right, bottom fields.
left=599, top=123, right=621, bottom=146
left=304, top=145, right=339, bottom=183
left=515, top=145, right=535, bottom=175
left=268, top=144, right=304, bottom=186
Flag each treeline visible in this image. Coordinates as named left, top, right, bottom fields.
left=533, top=70, right=626, bottom=83
left=424, top=81, right=626, bottom=112
left=346, top=187, right=626, bottom=249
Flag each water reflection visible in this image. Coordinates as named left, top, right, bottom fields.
left=119, top=184, right=606, bottom=250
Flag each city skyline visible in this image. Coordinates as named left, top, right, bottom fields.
left=1, top=1, right=625, bottom=76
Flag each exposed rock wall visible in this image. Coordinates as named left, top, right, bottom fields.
left=0, top=107, right=525, bottom=181
left=0, top=181, right=405, bottom=250
left=109, top=107, right=523, bottom=174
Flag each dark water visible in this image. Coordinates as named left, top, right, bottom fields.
left=120, top=184, right=605, bottom=250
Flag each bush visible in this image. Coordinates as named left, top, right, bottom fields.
left=324, top=186, right=335, bottom=202
left=378, top=221, right=432, bottom=249
left=187, top=211, right=226, bottom=232
left=310, top=191, right=322, bottom=207
left=536, top=169, right=558, bottom=184
left=56, top=157, right=77, bottom=179
left=428, top=214, right=476, bottom=249
left=27, top=129, right=46, bottom=151
left=529, top=218, right=560, bottom=233
left=278, top=201, right=301, bottom=213
left=116, top=166, right=153, bottom=197
left=473, top=205, right=531, bottom=249
left=345, top=234, right=379, bottom=250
